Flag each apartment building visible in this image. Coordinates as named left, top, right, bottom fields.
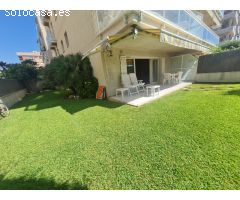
left=36, top=10, right=221, bottom=96
left=16, top=51, right=45, bottom=68
left=215, top=10, right=240, bottom=42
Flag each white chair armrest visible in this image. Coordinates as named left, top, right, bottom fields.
left=129, top=85, right=137, bottom=88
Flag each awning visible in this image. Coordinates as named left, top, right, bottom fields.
left=83, top=27, right=210, bottom=58
left=107, top=28, right=211, bottom=53
left=158, top=29, right=211, bottom=52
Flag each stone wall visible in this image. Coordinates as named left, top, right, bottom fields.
left=1, top=89, right=27, bottom=108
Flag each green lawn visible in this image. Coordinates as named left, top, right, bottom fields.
left=0, top=84, right=240, bottom=189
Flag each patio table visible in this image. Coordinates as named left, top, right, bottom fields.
left=116, top=88, right=129, bottom=99
left=146, top=85, right=160, bottom=96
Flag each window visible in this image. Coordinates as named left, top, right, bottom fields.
left=126, top=59, right=135, bottom=74
left=61, top=40, right=65, bottom=53
left=64, top=31, right=69, bottom=48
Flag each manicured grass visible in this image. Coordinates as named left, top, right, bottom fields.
left=0, top=84, right=240, bottom=189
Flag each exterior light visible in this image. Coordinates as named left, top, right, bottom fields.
left=133, top=27, right=138, bottom=39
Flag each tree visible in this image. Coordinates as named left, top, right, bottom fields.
left=0, top=61, right=8, bottom=78
left=4, top=60, right=38, bottom=92
left=44, top=53, right=98, bottom=98
left=6, top=63, right=38, bottom=81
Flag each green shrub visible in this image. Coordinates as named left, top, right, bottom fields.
left=4, top=60, right=39, bottom=92
left=5, top=63, right=38, bottom=81
left=212, top=40, right=240, bottom=53
left=4, top=60, right=38, bottom=80
left=44, top=53, right=99, bottom=98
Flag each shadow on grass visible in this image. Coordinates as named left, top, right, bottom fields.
left=224, top=89, right=240, bottom=96
left=0, top=174, right=88, bottom=190
left=12, top=91, right=122, bottom=115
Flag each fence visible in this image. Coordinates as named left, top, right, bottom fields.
left=196, top=49, right=240, bottom=82
left=197, top=49, right=240, bottom=73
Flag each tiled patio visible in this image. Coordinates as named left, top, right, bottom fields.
left=109, top=82, right=192, bottom=107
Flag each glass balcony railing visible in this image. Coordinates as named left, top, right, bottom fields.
left=149, top=10, right=219, bottom=45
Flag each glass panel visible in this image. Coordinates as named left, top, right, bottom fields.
left=189, top=17, right=203, bottom=38
left=126, top=59, right=135, bottom=74
left=165, top=11, right=179, bottom=24
left=149, top=10, right=219, bottom=44
left=179, top=11, right=190, bottom=30
left=170, top=55, right=198, bottom=81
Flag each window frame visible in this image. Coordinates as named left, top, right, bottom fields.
left=126, top=59, right=135, bottom=74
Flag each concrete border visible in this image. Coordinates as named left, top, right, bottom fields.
left=0, top=89, right=27, bottom=108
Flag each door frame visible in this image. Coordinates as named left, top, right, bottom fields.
left=124, top=56, right=164, bottom=84
left=135, top=58, right=151, bottom=84
left=150, top=59, right=159, bottom=84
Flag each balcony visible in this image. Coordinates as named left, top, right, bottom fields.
left=46, top=33, right=57, bottom=49
left=40, top=14, right=50, bottom=26
left=216, top=10, right=224, bottom=19
left=224, top=11, right=236, bottom=19
left=148, top=10, right=219, bottom=45
left=216, top=26, right=236, bottom=35
left=223, top=12, right=239, bottom=25
left=96, top=10, right=219, bottom=45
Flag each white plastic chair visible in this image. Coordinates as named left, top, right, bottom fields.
left=176, top=71, right=183, bottom=83
left=129, top=73, right=145, bottom=92
left=121, top=74, right=139, bottom=95
left=163, top=73, right=172, bottom=85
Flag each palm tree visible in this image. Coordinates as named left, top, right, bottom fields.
left=0, top=61, right=7, bottom=78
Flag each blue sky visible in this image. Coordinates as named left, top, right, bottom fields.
left=0, top=10, right=39, bottom=64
